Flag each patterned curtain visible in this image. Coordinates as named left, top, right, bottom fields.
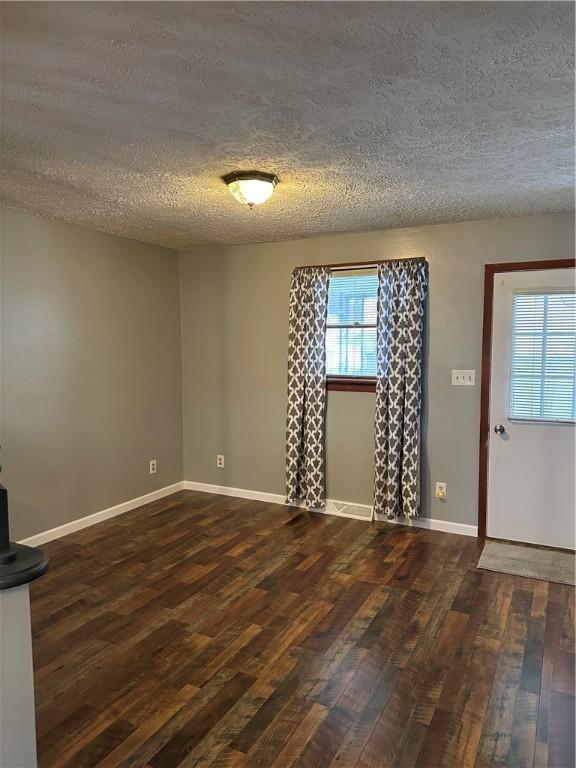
left=374, top=259, right=428, bottom=519
left=285, top=267, right=331, bottom=508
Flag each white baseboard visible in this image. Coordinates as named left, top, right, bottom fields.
left=183, top=481, right=478, bottom=537
left=19, top=482, right=187, bottom=547
left=183, top=481, right=286, bottom=507
left=17, top=478, right=477, bottom=547
left=384, top=514, right=477, bottom=537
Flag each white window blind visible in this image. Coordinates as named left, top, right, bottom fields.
left=326, top=271, right=378, bottom=377
left=510, top=291, right=576, bottom=421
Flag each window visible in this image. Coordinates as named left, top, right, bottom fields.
left=510, top=291, right=576, bottom=422
left=326, top=271, right=378, bottom=390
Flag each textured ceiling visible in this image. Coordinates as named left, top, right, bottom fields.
left=1, top=1, right=574, bottom=248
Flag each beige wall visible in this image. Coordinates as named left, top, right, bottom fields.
left=180, top=211, right=574, bottom=526
left=1, top=210, right=183, bottom=539
left=2, top=209, right=572, bottom=539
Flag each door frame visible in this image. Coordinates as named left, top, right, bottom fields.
left=478, top=258, right=576, bottom=539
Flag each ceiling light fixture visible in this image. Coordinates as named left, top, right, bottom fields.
left=222, top=171, right=279, bottom=208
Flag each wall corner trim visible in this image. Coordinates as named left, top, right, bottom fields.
left=18, top=482, right=187, bottom=547
left=183, top=481, right=478, bottom=537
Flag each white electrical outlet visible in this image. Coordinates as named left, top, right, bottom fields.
left=451, top=369, right=475, bottom=386
left=435, top=481, right=447, bottom=500
left=216, top=454, right=225, bottom=468
left=149, top=459, right=157, bottom=475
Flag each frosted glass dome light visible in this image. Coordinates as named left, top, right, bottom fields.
left=223, top=171, right=279, bottom=208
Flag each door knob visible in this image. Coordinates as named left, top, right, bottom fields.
left=494, top=424, right=506, bottom=435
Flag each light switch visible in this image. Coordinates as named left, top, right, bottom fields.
left=452, top=369, right=475, bottom=386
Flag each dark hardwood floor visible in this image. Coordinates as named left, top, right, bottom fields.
left=30, top=491, right=575, bottom=768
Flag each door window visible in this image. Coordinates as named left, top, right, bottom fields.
left=509, top=291, right=576, bottom=422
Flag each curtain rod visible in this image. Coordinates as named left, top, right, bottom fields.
left=294, top=256, right=427, bottom=272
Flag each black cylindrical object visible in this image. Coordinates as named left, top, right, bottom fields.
left=0, top=483, right=49, bottom=585
left=0, top=485, right=10, bottom=553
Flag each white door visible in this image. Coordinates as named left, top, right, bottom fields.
left=487, top=268, right=576, bottom=549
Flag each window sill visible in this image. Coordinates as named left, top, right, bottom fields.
left=508, top=417, right=575, bottom=425
left=326, top=376, right=376, bottom=393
